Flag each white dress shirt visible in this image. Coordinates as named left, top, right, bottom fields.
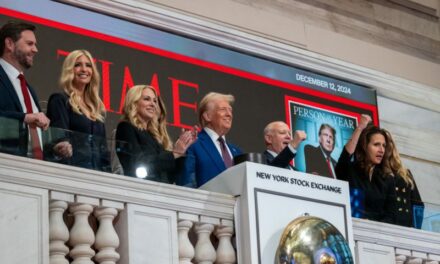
left=204, top=127, right=233, bottom=158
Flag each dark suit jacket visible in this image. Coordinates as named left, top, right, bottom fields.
left=0, top=64, right=41, bottom=156
left=394, top=170, right=424, bottom=228
left=263, top=147, right=297, bottom=170
left=115, top=121, right=180, bottom=183
left=176, top=128, right=242, bottom=188
left=304, top=144, right=337, bottom=178
left=46, top=93, right=110, bottom=172
left=335, top=148, right=397, bottom=224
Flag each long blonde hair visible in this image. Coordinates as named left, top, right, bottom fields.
left=122, top=85, right=172, bottom=150
left=385, top=130, right=414, bottom=188
left=59, top=49, right=105, bottom=122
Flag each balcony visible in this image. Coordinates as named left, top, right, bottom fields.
left=1, top=152, right=440, bottom=264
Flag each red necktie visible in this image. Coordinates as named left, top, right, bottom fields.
left=218, top=137, right=233, bottom=168
left=326, top=156, right=335, bottom=178
left=18, top=74, right=43, bottom=160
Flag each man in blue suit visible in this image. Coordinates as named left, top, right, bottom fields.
left=177, top=92, right=242, bottom=188
left=0, top=21, right=49, bottom=157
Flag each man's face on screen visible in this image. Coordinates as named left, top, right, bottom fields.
left=319, top=127, right=335, bottom=153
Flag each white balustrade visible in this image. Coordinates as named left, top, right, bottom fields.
left=49, top=200, right=70, bottom=264
left=6, top=153, right=440, bottom=264
left=194, top=223, right=216, bottom=264
left=69, top=203, right=95, bottom=264
left=178, top=220, right=195, bottom=264
left=407, top=258, right=423, bottom=264
left=214, top=225, right=235, bottom=264
left=94, top=206, right=120, bottom=264
left=395, top=255, right=407, bottom=264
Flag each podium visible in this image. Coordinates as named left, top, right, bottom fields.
left=200, top=162, right=355, bottom=263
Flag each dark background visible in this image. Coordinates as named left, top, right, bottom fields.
left=0, top=13, right=377, bottom=153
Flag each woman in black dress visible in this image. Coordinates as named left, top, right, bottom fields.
left=386, top=130, right=424, bottom=228
left=335, top=114, right=397, bottom=224
left=115, top=85, right=196, bottom=183
left=46, top=49, right=109, bottom=171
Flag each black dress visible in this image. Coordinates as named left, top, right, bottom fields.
left=394, top=171, right=424, bottom=228
left=115, top=121, right=181, bottom=183
left=46, top=93, right=110, bottom=172
left=335, top=148, right=397, bottom=224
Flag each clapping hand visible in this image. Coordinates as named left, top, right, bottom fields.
left=173, top=126, right=198, bottom=158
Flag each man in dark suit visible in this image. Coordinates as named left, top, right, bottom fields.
left=0, top=21, right=49, bottom=157
left=304, top=123, right=337, bottom=178
left=263, top=121, right=306, bottom=170
left=177, top=92, right=242, bottom=188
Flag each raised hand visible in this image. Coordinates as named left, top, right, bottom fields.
left=358, top=114, right=372, bottom=130
left=290, top=130, right=307, bottom=149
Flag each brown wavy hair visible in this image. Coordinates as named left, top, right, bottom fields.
left=385, top=130, right=414, bottom=188
left=355, top=125, right=393, bottom=177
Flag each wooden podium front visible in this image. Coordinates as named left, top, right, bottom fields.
left=200, top=162, right=355, bottom=264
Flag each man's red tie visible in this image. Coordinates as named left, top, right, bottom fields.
left=218, top=137, right=233, bottom=168
left=326, top=156, right=335, bottom=178
left=18, top=74, right=43, bottom=160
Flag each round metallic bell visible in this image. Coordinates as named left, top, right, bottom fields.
left=275, top=215, right=353, bottom=264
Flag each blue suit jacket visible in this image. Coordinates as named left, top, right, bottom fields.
left=177, top=129, right=242, bottom=188
left=0, top=64, right=41, bottom=156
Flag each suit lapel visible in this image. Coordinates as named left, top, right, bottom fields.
left=264, top=150, right=274, bottom=163
left=0, top=65, right=23, bottom=112
left=198, top=130, right=225, bottom=171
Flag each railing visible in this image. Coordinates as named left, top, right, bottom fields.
left=2, top=152, right=440, bottom=264
left=0, top=152, right=235, bottom=264
left=1, top=115, right=440, bottom=263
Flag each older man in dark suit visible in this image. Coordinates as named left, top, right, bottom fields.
left=0, top=21, right=49, bottom=158
left=177, top=92, right=242, bottom=188
left=263, top=121, right=306, bottom=170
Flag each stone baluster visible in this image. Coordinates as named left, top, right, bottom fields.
left=194, top=223, right=216, bottom=264
left=395, top=254, right=407, bottom=264
left=215, top=222, right=236, bottom=264
left=178, top=220, right=195, bottom=264
left=94, top=205, right=120, bottom=264
left=69, top=201, right=96, bottom=264
left=49, top=200, right=70, bottom=264
left=407, top=257, right=423, bottom=264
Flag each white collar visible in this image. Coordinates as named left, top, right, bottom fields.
left=0, top=58, right=22, bottom=81
left=204, top=127, right=226, bottom=143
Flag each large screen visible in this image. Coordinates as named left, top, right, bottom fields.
left=0, top=3, right=378, bottom=171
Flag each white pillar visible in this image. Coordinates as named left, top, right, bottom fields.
left=69, top=203, right=95, bottom=264
left=407, top=258, right=424, bottom=264
left=194, top=223, right=216, bottom=264
left=49, top=200, right=69, bottom=264
left=178, top=220, right=195, bottom=264
left=94, top=207, right=120, bottom=264
left=395, top=254, right=407, bottom=264
left=215, top=226, right=235, bottom=264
